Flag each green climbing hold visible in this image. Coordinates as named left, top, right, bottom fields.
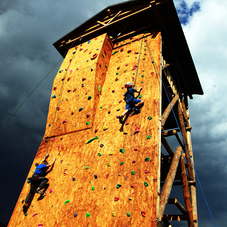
left=144, top=49, right=146, bottom=51
left=85, top=166, right=89, bottom=170
left=145, top=157, right=150, bottom=162
left=86, top=122, right=89, bottom=125
left=131, top=171, right=135, bottom=175
left=102, top=54, right=104, bottom=57
left=120, top=162, right=124, bottom=166
left=100, top=106, right=103, bottom=108
left=148, top=116, right=152, bottom=120
left=127, top=212, right=130, bottom=217
left=92, top=186, right=95, bottom=190
left=143, top=58, right=145, bottom=60
left=147, top=135, right=151, bottom=139
left=86, top=213, right=90, bottom=217
left=105, top=64, right=108, bottom=68
left=144, top=182, right=149, bottom=187
left=116, top=184, right=122, bottom=189
left=152, top=60, right=155, bottom=63
left=86, top=136, right=98, bottom=144
left=99, top=85, right=101, bottom=94
left=98, top=153, right=102, bottom=156
left=65, top=200, right=70, bottom=205
left=119, top=148, right=125, bottom=154
left=88, top=96, right=92, bottom=100
left=112, top=51, right=119, bottom=55
left=141, top=75, right=144, bottom=77
left=138, top=95, right=142, bottom=98
left=116, top=72, right=119, bottom=75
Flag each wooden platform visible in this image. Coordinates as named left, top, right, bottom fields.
left=9, top=32, right=162, bottom=227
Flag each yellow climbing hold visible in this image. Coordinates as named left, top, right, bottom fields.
left=112, top=212, right=116, bottom=217
left=109, top=151, right=113, bottom=155
left=123, top=131, right=128, bottom=134
left=107, top=163, right=111, bottom=167
left=129, top=197, right=133, bottom=200
left=103, top=126, right=108, bottom=131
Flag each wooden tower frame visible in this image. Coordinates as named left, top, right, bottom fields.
left=9, top=0, right=203, bottom=226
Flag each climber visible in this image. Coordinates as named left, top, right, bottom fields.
left=119, top=82, right=144, bottom=124
left=23, top=153, right=56, bottom=214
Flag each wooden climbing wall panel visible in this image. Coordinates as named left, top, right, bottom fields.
left=9, top=31, right=162, bottom=227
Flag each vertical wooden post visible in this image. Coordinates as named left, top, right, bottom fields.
left=178, top=102, right=194, bottom=181
left=180, top=154, right=194, bottom=227
left=159, top=146, right=182, bottom=219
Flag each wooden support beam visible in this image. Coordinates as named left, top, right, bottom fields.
left=180, top=154, right=194, bottom=226
left=162, top=127, right=192, bottom=137
left=161, top=135, right=174, bottom=156
left=162, top=63, right=173, bottom=69
left=161, top=94, right=179, bottom=127
left=159, top=146, right=182, bottom=219
left=174, top=132, right=184, bottom=150
left=168, top=198, right=187, bottom=215
left=181, top=98, right=189, bottom=127
left=178, top=102, right=194, bottom=181
left=163, top=214, right=188, bottom=221
left=97, top=20, right=106, bottom=26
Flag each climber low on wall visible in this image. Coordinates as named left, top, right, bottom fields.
left=23, top=154, right=56, bottom=216
left=119, top=82, right=144, bottom=124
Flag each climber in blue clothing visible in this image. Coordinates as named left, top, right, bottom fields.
left=23, top=153, right=56, bottom=214
left=119, top=82, right=144, bottom=124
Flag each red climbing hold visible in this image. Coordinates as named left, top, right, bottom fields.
left=69, top=59, right=72, bottom=62
left=145, top=170, right=150, bottom=174
left=38, top=224, right=43, bottom=227
left=108, top=111, right=111, bottom=114
left=132, top=160, right=136, bottom=163
left=67, top=77, right=71, bottom=81
left=115, top=78, right=119, bottom=81
left=63, top=120, right=67, bottom=123
left=82, top=78, right=86, bottom=81
left=87, top=112, right=91, bottom=118
left=75, top=46, right=78, bottom=49
left=134, top=148, right=138, bottom=151
left=84, top=49, right=88, bottom=52
left=61, top=78, right=65, bottom=81
left=119, top=100, right=122, bottom=103
left=79, top=48, right=83, bottom=51
left=32, top=213, right=38, bottom=217
left=141, top=211, right=146, bottom=217
left=134, top=127, right=140, bottom=134
left=95, top=129, right=98, bottom=133
left=132, top=65, right=137, bottom=70
left=57, top=107, right=60, bottom=111
left=134, top=52, right=139, bottom=54
left=71, top=112, right=74, bottom=115
left=91, top=53, right=98, bottom=60
left=112, top=90, right=115, bottom=93
left=73, top=88, right=77, bottom=92
left=125, top=64, right=128, bottom=66
left=53, top=87, right=57, bottom=90
left=114, top=197, right=119, bottom=202
left=70, top=70, right=73, bottom=74
left=106, top=173, right=109, bottom=178
left=67, top=89, right=71, bottom=93
left=49, top=188, right=53, bottom=193
left=127, top=50, right=131, bottom=53
left=117, top=66, right=120, bottom=70
left=120, top=48, right=124, bottom=52
left=132, top=77, right=134, bottom=81
left=130, top=184, right=134, bottom=188
left=151, top=72, right=154, bottom=75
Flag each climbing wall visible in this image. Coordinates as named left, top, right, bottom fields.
left=9, top=31, right=162, bottom=227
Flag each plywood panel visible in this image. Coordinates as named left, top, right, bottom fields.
left=9, top=31, right=161, bottom=227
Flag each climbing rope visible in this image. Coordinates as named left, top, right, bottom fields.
left=145, top=39, right=217, bottom=227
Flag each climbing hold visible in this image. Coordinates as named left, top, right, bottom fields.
left=131, top=171, right=135, bottom=175
left=82, top=78, right=86, bottom=81
left=73, top=88, right=77, bottom=92
left=129, top=197, right=133, bottom=200
left=116, top=72, right=119, bottom=75
left=144, top=182, right=149, bottom=187
left=152, top=61, right=155, bottom=63
left=74, top=213, right=78, bottom=217
left=130, top=184, right=134, bottom=188
left=71, top=111, right=74, bottom=115
left=79, top=48, right=83, bottom=51
left=106, top=173, right=110, bottom=178
left=120, top=148, right=125, bottom=154
left=79, top=107, right=83, bottom=111
left=65, top=200, right=70, bottom=205
left=95, top=129, right=98, bottom=133
left=91, top=67, right=93, bottom=71
left=67, top=89, right=71, bottom=93
left=107, top=163, right=111, bottom=167
left=114, top=197, right=119, bottom=202
left=108, top=110, right=111, bottom=114
left=145, top=170, right=150, bottom=174
left=116, top=108, right=120, bottom=111
left=59, top=70, right=63, bottom=73
left=52, top=94, right=56, bottom=98
left=98, top=153, right=102, bottom=156
left=105, top=64, right=108, bottom=68
left=53, top=87, right=57, bottom=90
left=117, top=66, right=120, bottom=70
left=91, top=186, right=95, bottom=190
left=127, top=50, right=131, bottom=53
left=61, top=78, right=65, bottom=81
left=32, top=213, right=38, bottom=217
left=132, top=65, right=137, bottom=70
left=94, top=174, right=97, bottom=179
left=85, top=166, right=89, bottom=170
left=145, top=157, right=150, bottom=162
left=38, top=224, right=43, bottom=227
left=115, top=78, right=119, bottom=81
left=86, top=136, right=98, bottom=144
left=119, top=100, right=122, bottom=103
left=72, top=51, right=76, bottom=54
left=138, top=95, right=142, bottom=98
left=82, top=83, right=84, bottom=87
left=88, top=96, right=92, bottom=100
left=49, top=188, right=53, bottom=193
left=112, top=212, right=116, bottom=217
left=86, top=122, right=89, bottom=125
left=86, top=213, right=90, bottom=217
left=67, top=77, right=71, bottom=81
left=116, top=184, right=122, bottom=189
left=112, top=51, right=119, bottom=55
left=99, top=85, right=101, bottom=94
left=112, top=90, right=115, bottom=93
left=87, top=112, right=91, bottom=118
left=109, top=151, right=113, bottom=155
left=100, top=106, right=103, bottom=108
left=72, top=177, right=75, bottom=181
left=91, top=53, right=98, bottom=60
left=141, top=211, right=146, bottom=217
left=120, top=162, right=124, bottom=166
left=100, top=144, right=104, bottom=148
left=134, top=127, right=140, bottom=134
left=126, top=212, right=130, bottom=217
left=147, top=135, right=151, bottom=139
left=135, top=52, right=139, bottom=54
left=70, top=70, right=73, bottom=74
left=103, top=126, right=108, bottom=131
left=103, top=186, right=106, bottom=190
left=148, top=116, right=152, bottom=120
left=62, top=120, right=67, bottom=124
left=123, top=131, right=128, bottom=134
left=88, top=40, right=91, bottom=44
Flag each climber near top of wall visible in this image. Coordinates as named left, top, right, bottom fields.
left=23, top=153, right=56, bottom=215
left=119, top=82, right=144, bottom=124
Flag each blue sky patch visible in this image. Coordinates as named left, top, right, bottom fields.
left=176, top=1, right=201, bottom=25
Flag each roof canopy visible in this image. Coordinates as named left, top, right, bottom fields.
left=53, top=0, right=203, bottom=97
